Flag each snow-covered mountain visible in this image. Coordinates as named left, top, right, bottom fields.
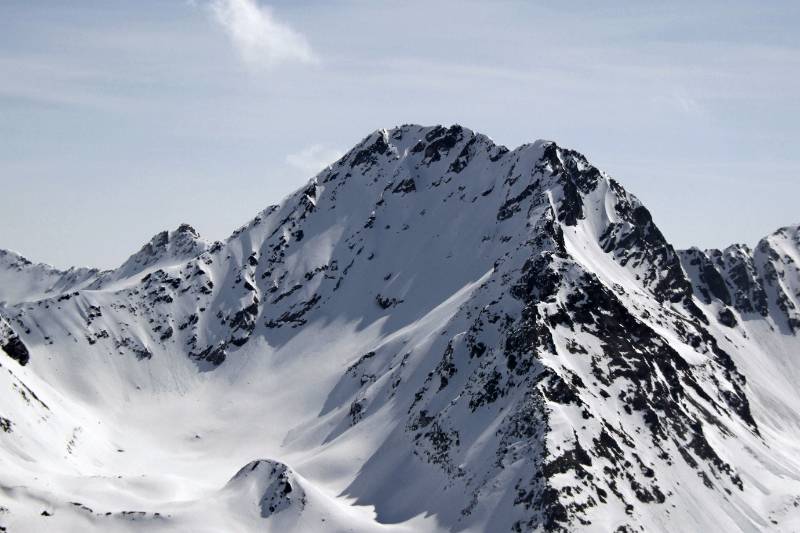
left=92, top=223, right=212, bottom=289
left=1, top=124, right=798, bottom=532
left=0, top=249, right=101, bottom=307
left=0, top=223, right=211, bottom=307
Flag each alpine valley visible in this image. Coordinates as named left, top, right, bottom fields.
left=1, top=125, right=799, bottom=533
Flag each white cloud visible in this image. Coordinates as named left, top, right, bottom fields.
left=286, top=144, right=343, bottom=175
left=650, top=91, right=703, bottom=115
left=207, top=0, right=316, bottom=70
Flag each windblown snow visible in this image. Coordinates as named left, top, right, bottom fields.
left=0, top=125, right=798, bottom=532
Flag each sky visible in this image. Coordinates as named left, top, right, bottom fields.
left=0, top=0, right=798, bottom=269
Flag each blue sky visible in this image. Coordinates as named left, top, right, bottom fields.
left=1, top=0, right=798, bottom=268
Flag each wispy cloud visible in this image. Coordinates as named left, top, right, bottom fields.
left=207, top=0, right=316, bottom=70
left=286, top=144, right=343, bottom=175
left=650, top=91, right=703, bottom=115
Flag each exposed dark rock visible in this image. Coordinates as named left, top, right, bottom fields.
left=1, top=335, right=29, bottom=366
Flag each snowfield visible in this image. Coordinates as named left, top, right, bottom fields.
left=1, top=125, right=799, bottom=532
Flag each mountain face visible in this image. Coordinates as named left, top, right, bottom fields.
left=0, top=249, right=101, bottom=306
left=680, top=226, right=800, bottom=334
left=0, top=125, right=798, bottom=533
left=0, top=223, right=210, bottom=307
left=93, top=223, right=211, bottom=288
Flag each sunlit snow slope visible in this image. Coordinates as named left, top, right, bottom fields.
left=1, top=125, right=799, bottom=532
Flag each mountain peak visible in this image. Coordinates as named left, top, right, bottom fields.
left=0, top=125, right=799, bottom=532
left=146, top=223, right=202, bottom=250
left=176, top=222, right=200, bottom=237
left=0, top=248, right=100, bottom=306
left=106, top=224, right=209, bottom=283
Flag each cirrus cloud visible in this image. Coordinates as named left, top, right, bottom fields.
left=207, top=0, right=317, bottom=70
left=286, top=144, right=343, bottom=175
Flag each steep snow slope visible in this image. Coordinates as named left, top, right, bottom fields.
left=1, top=125, right=798, bottom=532
left=679, top=224, right=800, bottom=525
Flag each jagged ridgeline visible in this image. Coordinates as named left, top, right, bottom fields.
left=1, top=125, right=799, bottom=532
